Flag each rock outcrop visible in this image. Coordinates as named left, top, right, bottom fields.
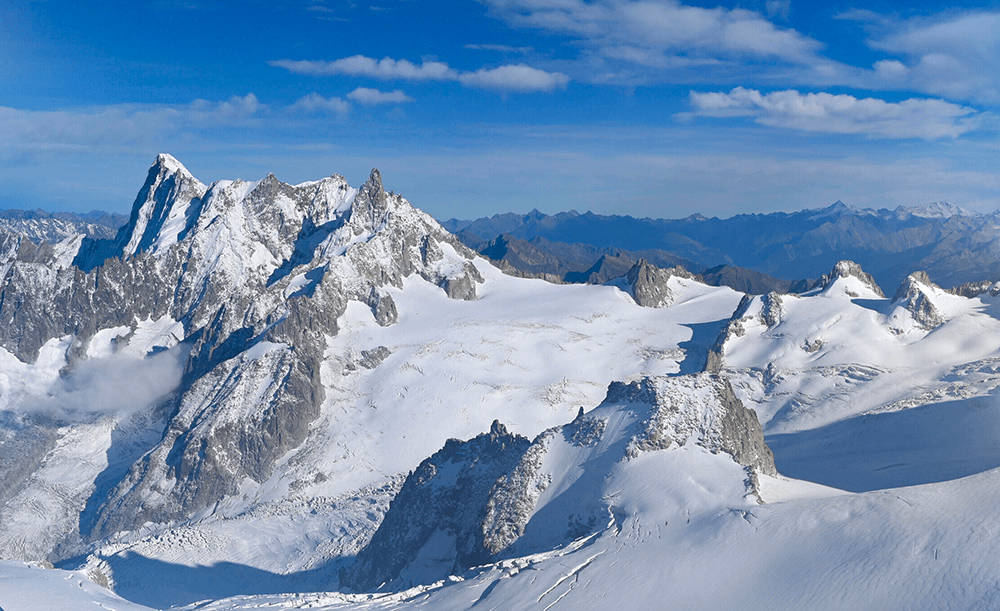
left=340, top=421, right=531, bottom=591
left=341, top=373, right=775, bottom=592
left=814, top=260, right=885, bottom=298
left=889, top=271, right=946, bottom=330
left=624, top=259, right=698, bottom=308
left=706, top=291, right=784, bottom=371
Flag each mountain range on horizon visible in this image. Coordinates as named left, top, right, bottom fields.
left=444, top=199, right=1000, bottom=291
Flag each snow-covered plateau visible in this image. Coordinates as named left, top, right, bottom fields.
left=2, top=156, right=1000, bottom=610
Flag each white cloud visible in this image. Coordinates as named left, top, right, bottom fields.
left=687, top=87, right=980, bottom=139
left=858, top=11, right=1000, bottom=103
left=480, top=0, right=825, bottom=80
left=188, top=93, right=264, bottom=123
left=289, top=93, right=352, bottom=114
left=272, top=55, right=571, bottom=93
left=765, top=0, right=790, bottom=20
left=0, top=94, right=266, bottom=155
left=458, top=64, right=570, bottom=92
left=346, top=87, right=414, bottom=105
left=873, top=59, right=908, bottom=80
left=464, top=44, right=535, bottom=54
left=18, top=348, right=187, bottom=422
left=269, top=56, right=457, bottom=81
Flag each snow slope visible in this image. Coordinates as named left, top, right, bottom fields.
left=5, top=160, right=1000, bottom=610
left=67, top=259, right=743, bottom=608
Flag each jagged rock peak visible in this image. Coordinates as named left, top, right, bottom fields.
left=758, top=292, right=784, bottom=328
left=613, top=375, right=776, bottom=478
left=489, top=419, right=509, bottom=440
left=624, top=259, right=696, bottom=308
left=817, top=260, right=885, bottom=298
left=890, top=271, right=946, bottom=330
left=892, top=271, right=939, bottom=303
left=153, top=153, right=194, bottom=177
left=340, top=422, right=531, bottom=592
left=117, top=154, right=208, bottom=258
left=349, top=168, right=388, bottom=235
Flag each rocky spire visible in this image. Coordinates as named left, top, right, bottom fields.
left=816, top=260, right=885, bottom=297
left=116, top=153, right=207, bottom=258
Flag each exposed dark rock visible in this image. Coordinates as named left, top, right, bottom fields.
left=891, top=272, right=946, bottom=329
left=700, top=265, right=811, bottom=295
left=625, top=259, right=697, bottom=308
left=566, top=253, right=635, bottom=284
left=949, top=279, right=1000, bottom=298
left=815, top=260, right=886, bottom=297
left=339, top=421, right=531, bottom=591
left=343, top=374, right=776, bottom=592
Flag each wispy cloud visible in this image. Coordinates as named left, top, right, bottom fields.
left=17, top=348, right=187, bottom=422
left=289, top=92, right=352, bottom=114
left=465, top=44, right=535, bottom=54
left=686, top=87, right=980, bottom=139
left=271, top=55, right=571, bottom=92
left=847, top=10, right=1000, bottom=104
left=346, top=87, right=414, bottom=105
left=765, top=0, right=791, bottom=21
left=479, top=0, right=827, bottom=83
left=458, top=64, right=570, bottom=92
left=188, top=93, right=264, bottom=123
left=0, top=94, right=266, bottom=157
left=270, top=56, right=457, bottom=81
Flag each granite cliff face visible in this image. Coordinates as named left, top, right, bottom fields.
left=0, top=154, right=484, bottom=543
left=339, top=421, right=532, bottom=591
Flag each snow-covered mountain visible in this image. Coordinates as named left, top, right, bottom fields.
left=0, top=209, right=125, bottom=244
left=5, top=157, right=1000, bottom=611
left=341, top=373, right=773, bottom=592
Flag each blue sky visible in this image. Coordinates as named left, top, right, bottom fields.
left=2, top=0, right=1000, bottom=220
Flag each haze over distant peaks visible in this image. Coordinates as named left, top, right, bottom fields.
left=446, top=199, right=1000, bottom=290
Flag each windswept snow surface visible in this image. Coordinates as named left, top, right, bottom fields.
left=173, top=466, right=1000, bottom=611
left=0, top=561, right=156, bottom=611
left=7, top=256, right=1000, bottom=610
left=303, top=260, right=743, bottom=498
left=0, top=259, right=743, bottom=609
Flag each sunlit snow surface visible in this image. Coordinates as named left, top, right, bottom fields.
left=6, top=263, right=1000, bottom=610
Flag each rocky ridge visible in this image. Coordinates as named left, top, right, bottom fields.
left=0, top=209, right=125, bottom=244
left=623, top=259, right=698, bottom=308
left=814, top=260, right=886, bottom=298
left=341, top=372, right=775, bottom=592
left=889, top=271, right=947, bottom=330
left=0, top=154, right=485, bottom=549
